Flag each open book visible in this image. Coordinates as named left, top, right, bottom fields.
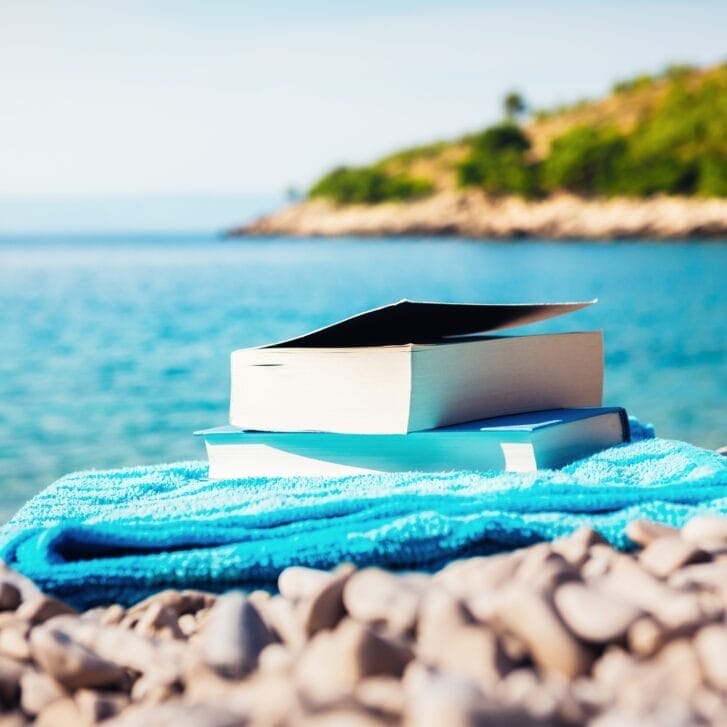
left=230, top=299, right=603, bottom=434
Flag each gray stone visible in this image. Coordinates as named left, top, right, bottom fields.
left=296, top=618, right=412, bottom=705
left=343, top=567, right=421, bottom=635
left=202, top=591, right=274, bottom=678
left=0, top=583, right=21, bottom=612
left=491, top=585, right=591, bottom=678
left=300, top=564, right=353, bottom=637
left=625, top=519, right=679, bottom=547
left=552, top=526, right=608, bottom=567
left=695, top=624, right=727, bottom=691
left=16, top=596, right=75, bottom=624
left=35, top=697, right=82, bottom=727
left=554, top=582, right=642, bottom=642
left=29, top=626, right=127, bottom=690
left=638, top=536, right=708, bottom=579
left=0, top=655, right=22, bottom=708
left=75, top=689, right=129, bottom=724
left=278, top=566, right=335, bottom=602
left=19, top=671, right=66, bottom=716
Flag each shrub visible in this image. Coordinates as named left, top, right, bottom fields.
left=457, top=123, right=540, bottom=198
left=542, top=126, right=627, bottom=196
left=308, top=166, right=433, bottom=204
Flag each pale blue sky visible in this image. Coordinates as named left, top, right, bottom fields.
left=1, top=0, right=725, bottom=230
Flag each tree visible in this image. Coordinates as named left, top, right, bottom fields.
left=503, top=91, right=527, bottom=121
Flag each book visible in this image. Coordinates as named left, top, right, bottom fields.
left=229, top=299, right=603, bottom=434
left=197, top=407, right=629, bottom=479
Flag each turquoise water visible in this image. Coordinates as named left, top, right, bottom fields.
left=0, top=234, right=725, bottom=520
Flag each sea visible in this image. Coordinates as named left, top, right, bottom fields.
left=0, top=234, right=725, bottom=521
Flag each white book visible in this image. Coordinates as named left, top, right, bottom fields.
left=199, top=408, right=629, bottom=479
left=230, top=299, right=603, bottom=434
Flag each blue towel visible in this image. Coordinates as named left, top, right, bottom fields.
left=1, top=436, right=725, bottom=609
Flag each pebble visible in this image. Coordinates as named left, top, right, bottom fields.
left=0, top=655, right=22, bottom=708
left=300, top=564, right=353, bottom=637
left=201, top=591, right=274, bottom=678
left=552, top=526, right=608, bottom=567
left=296, top=619, right=412, bottom=705
left=75, top=689, right=129, bottom=723
left=17, top=595, right=75, bottom=624
left=0, top=517, right=724, bottom=723
left=638, top=536, right=708, bottom=578
left=694, top=624, right=727, bottom=691
left=554, top=582, right=642, bottom=642
left=0, top=583, right=21, bottom=613
left=492, top=585, right=592, bottom=678
left=343, top=568, right=421, bottom=635
left=29, top=626, right=127, bottom=690
left=19, top=671, right=66, bottom=715
left=625, top=519, right=679, bottom=547
left=278, top=566, right=335, bottom=602
left=0, top=622, right=31, bottom=661
left=35, top=697, right=82, bottom=727
left=682, top=515, right=727, bottom=549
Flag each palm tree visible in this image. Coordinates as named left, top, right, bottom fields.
left=504, top=91, right=527, bottom=121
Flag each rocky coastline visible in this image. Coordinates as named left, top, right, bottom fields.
left=2, top=516, right=727, bottom=724
left=229, top=192, right=727, bottom=241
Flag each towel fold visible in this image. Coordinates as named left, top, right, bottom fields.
left=1, top=436, right=725, bottom=609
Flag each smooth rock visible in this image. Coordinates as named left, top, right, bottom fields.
left=135, top=602, right=184, bottom=639
left=75, top=689, right=129, bottom=724
left=417, top=589, right=506, bottom=687
left=695, top=624, right=727, bottom=691
left=554, top=582, right=642, bottom=642
left=491, top=585, right=591, bottom=678
left=0, top=655, right=22, bottom=708
left=257, top=642, right=293, bottom=673
left=0, top=622, right=31, bottom=661
left=127, top=590, right=215, bottom=618
left=202, top=591, right=274, bottom=678
left=627, top=617, right=665, bottom=657
left=296, top=619, right=412, bottom=705
left=0, top=712, right=27, bottom=727
left=103, top=699, right=242, bottom=727
left=354, top=676, right=405, bottom=717
left=682, top=516, right=727, bottom=548
left=513, top=544, right=578, bottom=593
left=17, top=596, right=75, bottom=624
left=343, top=568, right=421, bottom=635
left=29, top=626, right=126, bottom=690
left=300, top=564, right=353, bottom=637
left=625, top=520, right=679, bottom=548
left=35, top=697, right=83, bottom=727
left=434, top=552, right=520, bottom=597
left=257, top=595, right=306, bottom=651
left=0, top=583, right=21, bottom=612
left=638, top=537, right=707, bottom=579
left=552, top=526, right=608, bottom=567
left=278, top=566, right=334, bottom=602
left=19, top=671, right=66, bottom=715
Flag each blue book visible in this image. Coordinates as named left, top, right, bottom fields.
left=196, top=407, right=629, bottom=479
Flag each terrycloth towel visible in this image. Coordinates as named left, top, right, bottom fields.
left=1, top=437, right=725, bottom=609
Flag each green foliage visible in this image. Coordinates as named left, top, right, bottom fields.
left=544, top=70, right=727, bottom=198
left=457, top=123, right=540, bottom=197
left=378, top=141, right=448, bottom=166
left=308, top=166, right=433, bottom=204
left=542, top=126, right=628, bottom=196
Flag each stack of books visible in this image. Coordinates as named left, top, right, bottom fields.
left=196, top=300, right=630, bottom=478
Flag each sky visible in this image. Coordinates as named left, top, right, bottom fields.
left=1, top=0, right=725, bottom=231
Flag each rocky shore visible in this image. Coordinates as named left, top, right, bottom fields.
left=230, top=193, right=727, bottom=240
left=1, top=516, right=727, bottom=725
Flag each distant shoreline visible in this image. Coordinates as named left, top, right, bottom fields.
left=228, top=192, right=727, bottom=241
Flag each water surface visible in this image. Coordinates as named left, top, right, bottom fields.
left=0, top=234, right=724, bottom=520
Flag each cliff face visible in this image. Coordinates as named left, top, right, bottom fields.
left=230, top=192, right=727, bottom=240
